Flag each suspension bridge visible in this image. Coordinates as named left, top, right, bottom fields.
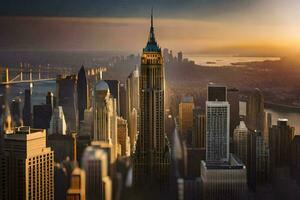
left=0, top=64, right=107, bottom=86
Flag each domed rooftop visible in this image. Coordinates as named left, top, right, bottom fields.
left=95, top=80, right=110, bottom=92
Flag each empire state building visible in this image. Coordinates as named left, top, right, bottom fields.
left=133, top=10, right=170, bottom=188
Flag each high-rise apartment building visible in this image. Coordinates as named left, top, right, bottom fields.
left=134, top=10, right=170, bottom=188
left=0, top=127, right=54, bottom=200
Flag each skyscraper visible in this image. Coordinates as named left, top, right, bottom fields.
left=246, top=88, right=264, bottom=132
left=134, top=10, right=170, bottom=188
left=0, top=127, right=54, bottom=200
left=48, top=106, right=67, bottom=135
left=227, top=88, right=239, bottom=136
left=192, top=107, right=206, bottom=148
left=82, top=146, right=112, bottom=200
left=77, top=66, right=88, bottom=122
left=178, top=96, right=195, bottom=137
left=23, top=88, right=32, bottom=126
left=233, top=121, right=248, bottom=164
left=269, top=119, right=295, bottom=173
left=126, top=67, right=139, bottom=152
left=206, top=100, right=230, bottom=162
left=93, top=80, right=118, bottom=162
left=104, top=80, right=120, bottom=115
left=247, top=130, right=270, bottom=191
left=117, top=117, right=131, bottom=156
left=57, top=75, right=78, bottom=133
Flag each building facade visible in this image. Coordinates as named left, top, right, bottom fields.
left=0, top=127, right=54, bottom=200
left=179, top=96, right=195, bottom=136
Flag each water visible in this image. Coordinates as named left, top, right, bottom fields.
left=0, top=81, right=56, bottom=107
left=239, top=102, right=300, bottom=134
left=186, top=55, right=280, bottom=67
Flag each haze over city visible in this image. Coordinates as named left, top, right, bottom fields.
left=1, top=0, right=300, bottom=56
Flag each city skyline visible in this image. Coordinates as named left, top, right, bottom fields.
left=1, top=2, right=300, bottom=200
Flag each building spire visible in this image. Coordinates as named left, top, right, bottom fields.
left=151, top=7, right=153, bottom=28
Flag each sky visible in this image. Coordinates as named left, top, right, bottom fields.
left=0, top=0, right=300, bottom=56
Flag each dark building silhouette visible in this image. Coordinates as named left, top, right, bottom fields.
left=269, top=119, right=295, bottom=175
left=291, top=135, right=300, bottom=184
left=23, top=89, right=32, bottom=126
left=33, top=104, right=52, bottom=130
left=0, top=94, right=4, bottom=118
left=57, top=75, right=78, bottom=133
left=104, top=80, right=120, bottom=115
left=247, top=130, right=270, bottom=191
left=227, top=88, right=239, bottom=137
left=77, top=66, right=88, bottom=122
left=207, top=85, right=227, bottom=101
left=47, top=134, right=74, bottom=162
left=119, top=83, right=126, bottom=118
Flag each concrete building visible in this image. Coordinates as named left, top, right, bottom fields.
left=179, top=96, right=195, bottom=136
left=0, top=127, right=54, bottom=200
